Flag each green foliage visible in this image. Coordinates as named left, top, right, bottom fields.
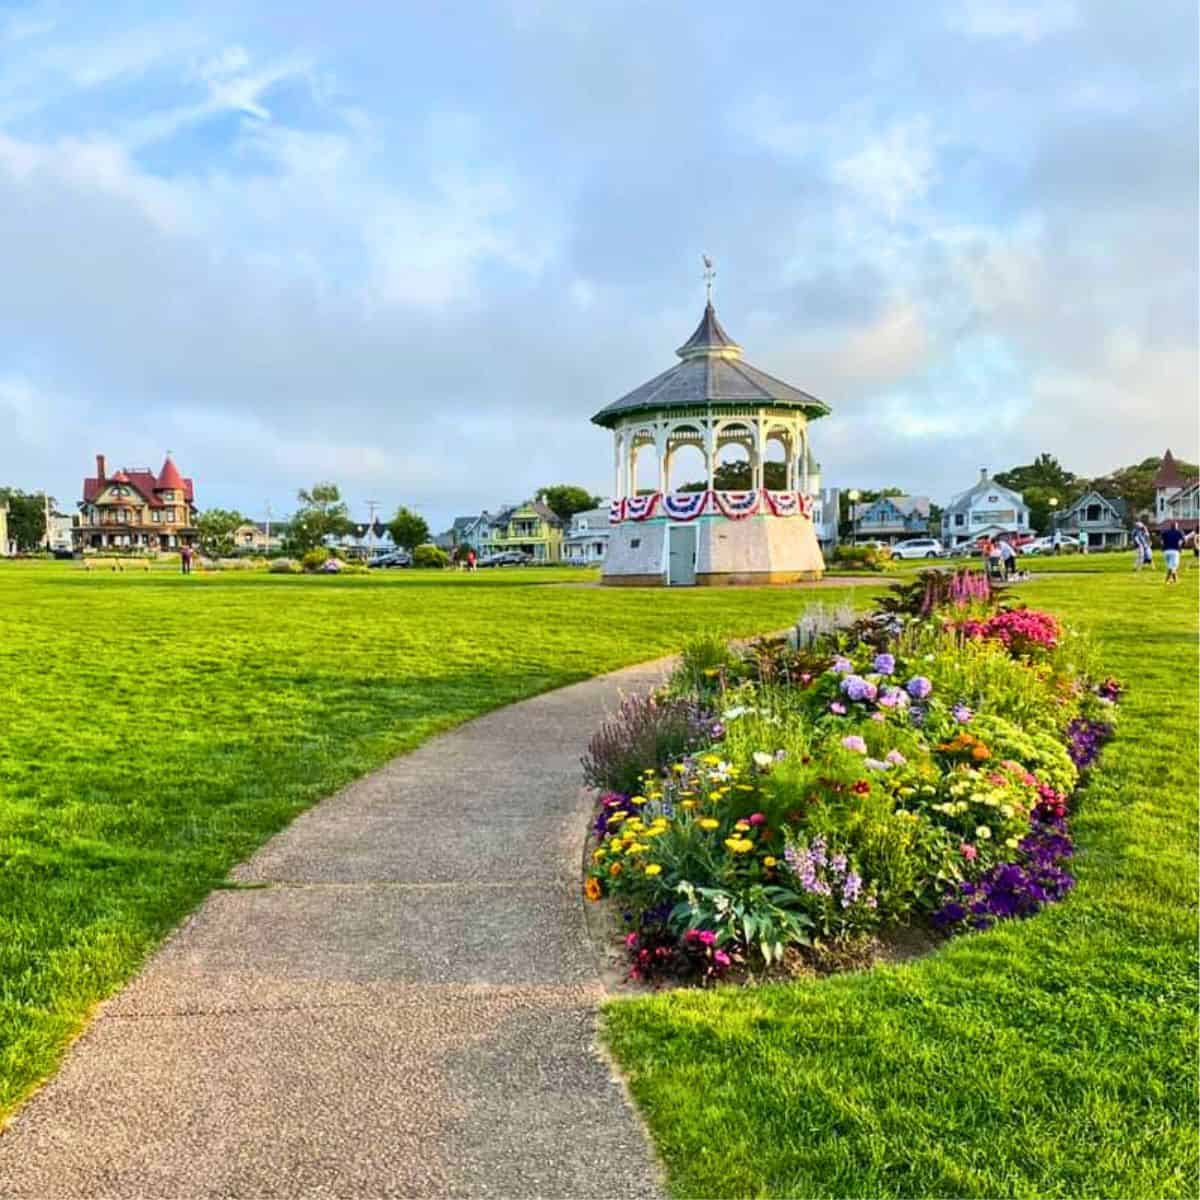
left=284, top=482, right=353, bottom=554
left=677, top=633, right=733, bottom=693
left=300, top=547, right=331, bottom=571
left=196, top=507, right=245, bottom=558
left=268, top=557, right=301, bottom=574
left=535, top=484, right=602, bottom=522
left=0, top=489, right=50, bottom=550
left=411, top=543, right=449, bottom=569
left=831, top=544, right=895, bottom=571
left=387, top=506, right=430, bottom=551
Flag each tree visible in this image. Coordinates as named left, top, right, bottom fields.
left=0, top=489, right=50, bottom=551
left=196, top=508, right=245, bottom=558
left=387, top=506, right=430, bottom=551
left=994, top=453, right=1077, bottom=495
left=535, top=484, right=602, bottom=523
left=284, top=482, right=353, bottom=554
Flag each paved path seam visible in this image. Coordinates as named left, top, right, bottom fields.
left=0, top=658, right=671, bottom=1199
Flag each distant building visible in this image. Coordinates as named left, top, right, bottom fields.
left=563, top=505, right=611, bottom=565
left=1163, top=480, right=1199, bottom=534
left=232, top=521, right=286, bottom=554
left=484, top=501, right=564, bottom=562
left=810, top=487, right=840, bottom=549
left=78, top=454, right=198, bottom=550
left=328, top=520, right=396, bottom=558
left=46, top=511, right=74, bottom=553
left=940, top=468, right=1030, bottom=548
left=851, top=495, right=931, bottom=544
left=1052, top=491, right=1129, bottom=549
left=1154, top=449, right=1198, bottom=530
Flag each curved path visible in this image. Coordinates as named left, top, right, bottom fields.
left=0, top=660, right=671, bottom=1198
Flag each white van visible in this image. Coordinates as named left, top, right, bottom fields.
left=890, top=537, right=945, bottom=560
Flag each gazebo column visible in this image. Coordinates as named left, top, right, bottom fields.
left=799, top=425, right=810, bottom=494
left=704, top=420, right=716, bottom=491
left=655, top=424, right=668, bottom=495
left=613, top=433, right=625, bottom=500
left=752, top=419, right=764, bottom=491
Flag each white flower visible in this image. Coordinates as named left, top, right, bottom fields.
left=752, top=751, right=774, bottom=770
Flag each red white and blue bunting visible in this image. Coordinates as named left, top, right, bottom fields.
left=660, top=490, right=710, bottom=521
left=610, top=491, right=812, bottom=524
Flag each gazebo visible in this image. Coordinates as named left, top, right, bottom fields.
left=592, top=296, right=830, bottom=585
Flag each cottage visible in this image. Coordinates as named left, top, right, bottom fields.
left=485, top=501, right=564, bottom=562
left=852, top=495, right=931, bottom=544
left=1051, top=491, right=1129, bottom=549
left=78, top=454, right=198, bottom=551
left=563, top=506, right=612, bottom=565
left=232, top=521, right=286, bottom=554
left=940, top=469, right=1030, bottom=548
left=1154, top=450, right=1199, bottom=531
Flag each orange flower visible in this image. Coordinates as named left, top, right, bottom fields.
left=584, top=877, right=602, bottom=902
left=608, top=862, right=623, bottom=879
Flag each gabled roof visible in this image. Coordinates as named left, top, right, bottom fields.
left=853, top=494, right=930, bottom=520
left=83, top=460, right=195, bottom=506
left=943, top=474, right=1025, bottom=514
left=592, top=301, right=830, bottom=428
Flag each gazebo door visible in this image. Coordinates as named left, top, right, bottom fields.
left=667, top=525, right=697, bottom=586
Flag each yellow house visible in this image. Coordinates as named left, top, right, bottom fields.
left=485, top=500, right=564, bottom=563
left=78, top=453, right=198, bottom=551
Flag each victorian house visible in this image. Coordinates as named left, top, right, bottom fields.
left=78, top=454, right=198, bottom=550
left=1051, top=491, right=1129, bottom=549
left=1153, top=449, right=1198, bottom=531
left=940, top=468, right=1030, bottom=548
left=851, top=494, right=931, bottom=543
left=484, top=501, right=564, bottom=562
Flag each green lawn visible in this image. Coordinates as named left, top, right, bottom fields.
left=0, top=562, right=872, bottom=1123
left=603, top=569, right=1199, bottom=1198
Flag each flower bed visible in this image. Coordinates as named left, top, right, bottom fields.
left=582, top=569, right=1120, bottom=983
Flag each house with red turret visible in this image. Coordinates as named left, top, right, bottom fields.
left=78, top=453, right=198, bottom=551
left=1154, top=449, right=1199, bottom=533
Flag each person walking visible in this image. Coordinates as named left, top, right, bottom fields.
left=1077, top=528, right=1088, bottom=555
left=180, top=544, right=193, bottom=575
left=1132, top=521, right=1152, bottom=572
left=1051, top=527, right=1063, bottom=555
left=999, top=536, right=1017, bottom=579
left=466, top=548, right=477, bottom=574
left=1161, top=520, right=1186, bottom=585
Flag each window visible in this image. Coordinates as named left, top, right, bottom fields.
left=1086, top=505, right=1102, bottom=522
left=152, top=510, right=161, bottom=523
left=630, top=538, right=641, bottom=549
left=955, top=514, right=965, bottom=527
left=166, top=508, right=176, bottom=522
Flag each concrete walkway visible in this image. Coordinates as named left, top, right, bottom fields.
left=0, top=661, right=672, bottom=1198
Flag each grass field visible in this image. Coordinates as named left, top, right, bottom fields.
left=603, top=568, right=1199, bottom=1198
left=0, top=562, right=873, bottom=1123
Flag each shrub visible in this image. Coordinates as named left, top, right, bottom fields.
left=411, top=544, right=449, bottom=569
left=581, top=695, right=713, bottom=795
left=269, top=558, right=301, bottom=575
left=832, top=544, right=895, bottom=571
left=301, top=547, right=331, bottom=572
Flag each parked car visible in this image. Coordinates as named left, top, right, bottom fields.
left=478, top=550, right=532, bottom=567
left=1021, top=536, right=1056, bottom=556
left=369, top=550, right=411, bottom=569
left=890, top=537, right=944, bottom=560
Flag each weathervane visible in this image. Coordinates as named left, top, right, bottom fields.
left=702, top=254, right=715, bottom=303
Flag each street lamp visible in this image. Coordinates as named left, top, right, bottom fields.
left=848, top=489, right=861, bottom=545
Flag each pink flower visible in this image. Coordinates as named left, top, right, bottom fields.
left=697, top=930, right=716, bottom=946
left=625, top=933, right=639, bottom=949
left=871, top=712, right=886, bottom=722
left=960, top=842, right=978, bottom=861
left=713, top=949, right=731, bottom=967
left=748, top=812, right=766, bottom=826
left=885, top=749, right=907, bottom=765
left=842, top=735, right=868, bottom=753
left=830, top=701, right=847, bottom=715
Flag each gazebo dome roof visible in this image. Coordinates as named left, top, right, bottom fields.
left=592, top=301, right=830, bottom=428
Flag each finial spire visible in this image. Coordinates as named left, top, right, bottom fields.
left=701, top=253, right=715, bottom=304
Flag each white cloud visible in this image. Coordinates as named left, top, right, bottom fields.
left=833, top=119, right=938, bottom=224
left=949, top=0, right=1080, bottom=42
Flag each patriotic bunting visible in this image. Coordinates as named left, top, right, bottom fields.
left=609, top=491, right=812, bottom=523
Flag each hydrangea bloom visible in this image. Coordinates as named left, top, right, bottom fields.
left=906, top=676, right=933, bottom=700
left=841, top=735, right=868, bottom=754
left=952, top=703, right=974, bottom=724
left=872, top=653, right=896, bottom=676
left=841, top=675, right=877, bottom=702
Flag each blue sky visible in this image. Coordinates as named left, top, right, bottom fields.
left=0, top=0, right=1195, bottom=529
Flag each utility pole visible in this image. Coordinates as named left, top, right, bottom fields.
left=366, top=500, right=379, bottom=560
left=265, top=501, right=272, bottom=551
left=42, top=490, right=51, bottom=553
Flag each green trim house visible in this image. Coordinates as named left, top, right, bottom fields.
left=484, top=501, right=564, bottom=562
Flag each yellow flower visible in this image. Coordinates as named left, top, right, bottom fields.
left=592, top=848, right=606, bottom=861
left=724, top=837, right=754, bottom=854
left=734, top=820, right=750, bottom=832
left=678, top=790, right=695, bottom=798
left=630, top=795, right=647, bottom=806
left=644, top=863, right=662, bottom=876
left=763, top=856, right=778, bottom=868
left=643, top=827, right=666, bottom=838
left=673, top=764, right=687, bottom=774
left=698, top=818, right=720, bottom=830
left=735, top=784, right=755, bottom=793
left=584, top=877, right=602, bottom=902
left=606, top=812, right=628, bottom=825
left=702, top=754, right=720, bottom=766
left=976, top=825, right=992, bottom=840
left=680, top=799, right=699, bottom=811
left=1005, top=837, right=1019, bottom=849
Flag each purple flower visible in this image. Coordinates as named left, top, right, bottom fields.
left=952, top=703, right=974, bottom=724
left=885, top=749, right=906, bottom=766
left=832, top=656, right=854, bottom=674
left=841, top=735, right=868, bottom=754
left=906, top=676, right=933, bottom=700
left=877, top=687, right=901, bottom=709
left=840, top=675, right=874, bottom=702
left=830, top=701, right=847, bottom=715
left=831, top=853, right=848, bottom=873
left=710, top=722, right=725, bottom=739
left=872, top=653, right=896, bottom=676
left=842, top=870, right=863, bottom=905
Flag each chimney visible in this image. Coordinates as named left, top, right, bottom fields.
left=979, top=467, right=989, bottom=483
left=96, top=454, right=106, bottom=481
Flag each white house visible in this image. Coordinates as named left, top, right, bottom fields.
left=1154, top=450, right=1198, bottom=528
left=940, top=468, right=1030, bottom=548
left=563, top=505, right=612, bottom=565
